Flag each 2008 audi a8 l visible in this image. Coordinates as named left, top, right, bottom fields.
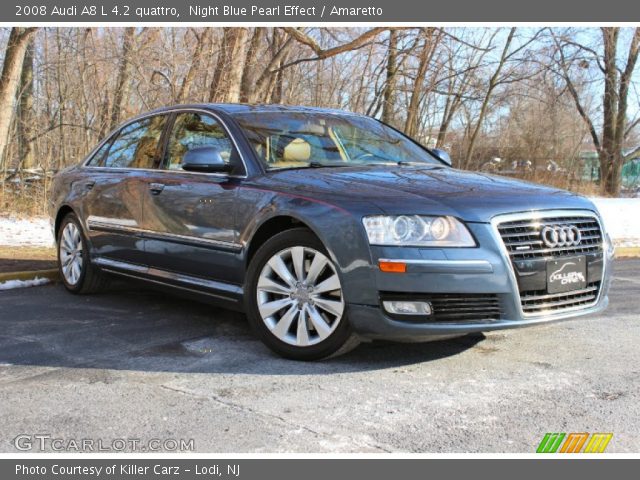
left=49, top=104, right=613, bottom=360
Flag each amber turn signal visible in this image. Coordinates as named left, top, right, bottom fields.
left=378, top=261, right=407, bottom=273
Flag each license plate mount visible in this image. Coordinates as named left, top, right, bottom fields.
left=546, top=256, right=587, bottom=294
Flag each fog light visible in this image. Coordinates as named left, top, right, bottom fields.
left=383, top=301, right=432, bottom=316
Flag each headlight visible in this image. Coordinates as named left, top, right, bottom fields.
left=362, top=215, right=476, bottom=247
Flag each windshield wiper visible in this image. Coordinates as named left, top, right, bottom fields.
left=267, top=162, right=354, bottom=172
left=308, top=162, right=351, bottom=168
left=395, top=160, right=445, bottom=168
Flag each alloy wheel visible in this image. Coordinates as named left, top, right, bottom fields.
left=59, top=222, right=83, bottom=286
left=256, top=246, right=345, bottom=347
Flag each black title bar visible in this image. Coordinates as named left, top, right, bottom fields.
left=4, top=0, right=640, bottom=22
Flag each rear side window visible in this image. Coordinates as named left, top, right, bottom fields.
left=164, top=112, right=242, bottom=173
left=102, top=115, right=167, bottom=169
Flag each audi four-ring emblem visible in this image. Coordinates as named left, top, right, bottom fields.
left=541, top=225, right=582, bottom=248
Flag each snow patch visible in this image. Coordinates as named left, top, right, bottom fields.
left=0, top=216, right=55, bottom=247
left=0, top=277, right=50, bottom=291
left=590, top=198, right=640, bottom=248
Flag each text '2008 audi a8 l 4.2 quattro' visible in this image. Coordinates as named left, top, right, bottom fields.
left=49, top=104, right=614, bottom=360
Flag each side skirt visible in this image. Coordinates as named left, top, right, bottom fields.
left=93, top=257, right=245, bottom=310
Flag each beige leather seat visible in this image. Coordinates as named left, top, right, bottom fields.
left=279, top=138, right=311, bottom=166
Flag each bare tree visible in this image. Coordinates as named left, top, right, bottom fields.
left=552, top=27, right=640, bottom=195
left=208, top=27, right=249, bottom=103
left=109, top=27, right=136, bottom=130
left=18, top=36, right=35, bottom=169
left=381, top=30, right=399, bottom=125
left=176, top=29, right=211, bottom=103
left=0, top=27, right=37, bottom=170
left=3, top=26, right=639, bottom=216
left=434, top=31, right=494, bottom=149
left=240, top=27, right=266, bottom=102
left=405, top=28, right=441, bottom=137
left=462, top=28, right=516, bottom=169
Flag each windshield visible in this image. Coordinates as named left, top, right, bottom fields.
left=232, top=111, right=442, bottom=170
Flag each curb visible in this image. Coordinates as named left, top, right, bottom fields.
left=615, top=247, right=640, bottom=258
left=0, top=269, right=60, bottom=283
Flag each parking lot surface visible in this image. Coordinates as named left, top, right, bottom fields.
left=0, top=260, right=638, bottom=453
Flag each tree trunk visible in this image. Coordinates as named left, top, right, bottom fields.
left=177, top=29, right=211, bottom=103
left=553, top=27, right=640, bottom=196
left=268, top=48, right=290, bottom=104
left=248, top=32, right=293, bottom=103
left=599, top=27, right=640, bottom=196
left=18, top=37, right=36, bottom=170
left=404, top=29, right=438, bottom=137
left=240, top=28, right=265, bottom=102
left=208, top=28, right=249, bottom=103
left=437, top=88, right=466, bottom=150
left=0, top=27, right=38, bottom=171
left=381, top=30, right=398, bottom=125
left=109, top=27, right=136, bottom=131
left=599, top=150, right=622, bottom=195
left=600, top=28, right=619, bottom=195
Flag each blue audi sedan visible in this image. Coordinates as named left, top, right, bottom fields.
left=49, top=104, right=613, bottom=360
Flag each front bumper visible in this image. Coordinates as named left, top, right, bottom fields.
left=347, top=211, right=613, bottom=340
left=348, top=295, right=610, bottom=341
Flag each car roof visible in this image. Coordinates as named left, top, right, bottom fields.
left=142, top=103, right=366, bottom=118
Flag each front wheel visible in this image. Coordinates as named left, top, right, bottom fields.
left=245, top=228, right=359, bottom=360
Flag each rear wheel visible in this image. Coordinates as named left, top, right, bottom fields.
left=57, top=213, right=109, bottom=294
left=246, top=228, right=359, bottom=360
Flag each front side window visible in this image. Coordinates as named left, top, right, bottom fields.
left=233, top=112, right=442, bottom=170
left=85, top=139, right=113, bottom=167
left=102, top=115, right=167, bottom=169
left=164, top=112, right=241, bottom=173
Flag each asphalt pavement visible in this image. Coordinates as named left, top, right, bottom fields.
left=0, top=260, right=638, bottom=453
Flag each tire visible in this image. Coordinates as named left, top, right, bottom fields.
left=57, top=212, right=109, bottom=294
left=245, top=228, right=359, bottom=360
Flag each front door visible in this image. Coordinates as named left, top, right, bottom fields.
left=142, top=111, right=245, bottom=285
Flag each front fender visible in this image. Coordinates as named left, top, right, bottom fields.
left=236, top=186, right=381, bottom=305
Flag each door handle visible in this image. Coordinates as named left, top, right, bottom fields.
left=84, top=181, right=95, bottom=190
left=148, top=182, right=165, bottom=195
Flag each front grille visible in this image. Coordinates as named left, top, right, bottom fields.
left=520, top=282, right=600, bottom=314
left=497, top=215, right=603, bottom=260
left=496, top=212, right=604, bottom=316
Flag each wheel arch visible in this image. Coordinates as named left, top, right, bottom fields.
left=54, top=205, right=76, bottom=241
left=245, top=215, right=327, bottom=268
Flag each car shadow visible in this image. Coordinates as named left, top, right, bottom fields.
left=0, top=282, right=486, bottom=375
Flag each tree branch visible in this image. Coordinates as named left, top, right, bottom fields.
left=624, top=145, right=640, bottom=161
left=281, top=27, right=390, bottom=59
left=550, top=29, right=602, bottom=153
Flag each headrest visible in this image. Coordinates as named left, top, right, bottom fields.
left=283, top=138, right=311, bottom=162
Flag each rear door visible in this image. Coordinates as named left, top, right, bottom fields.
left=141, top=110, right=246, bottom=285
left=83, top=114, right=168, bottom=265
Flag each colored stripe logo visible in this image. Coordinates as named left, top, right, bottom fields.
left=537, top=433, right=612, bottom=453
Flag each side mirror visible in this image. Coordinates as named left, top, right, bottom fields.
left=182, top=146, right=231, bottom=173
left=431, top=148, right=452, bottom=166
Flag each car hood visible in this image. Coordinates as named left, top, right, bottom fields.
left=261, top=165, right=597, bottom=222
